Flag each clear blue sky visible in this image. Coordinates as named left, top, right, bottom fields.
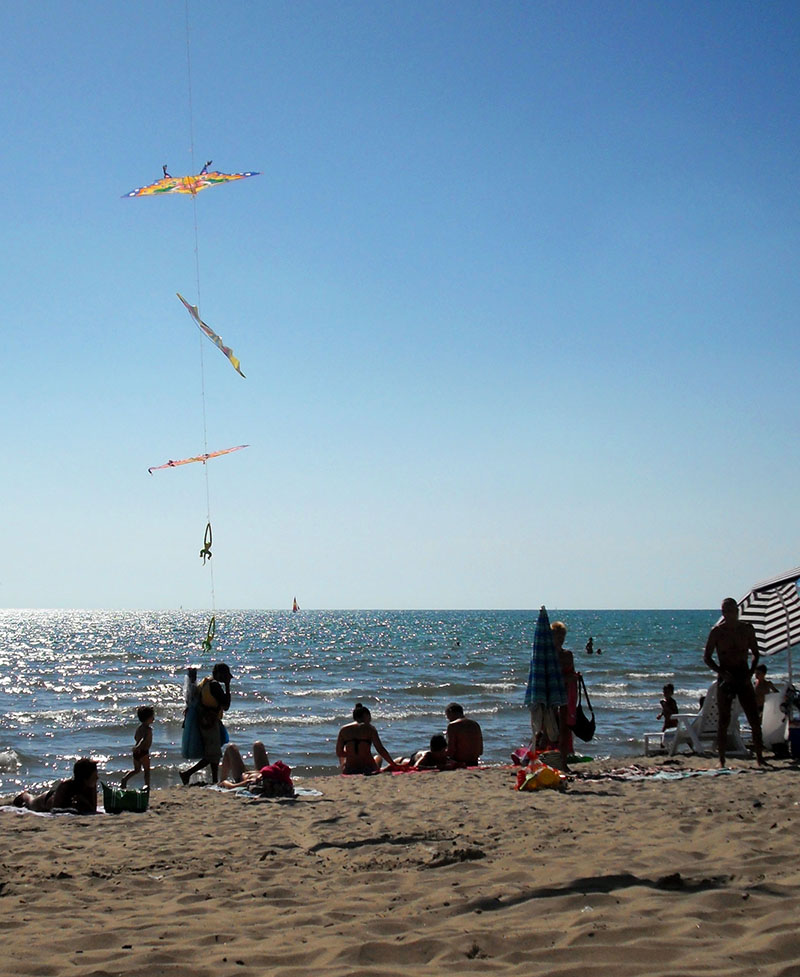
left=3, top=1, right=799, bottom=610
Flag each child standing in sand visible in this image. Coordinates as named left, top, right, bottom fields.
left=753, top=664, right=779, bottom=715
left=121, top=706, right=155, bottom=789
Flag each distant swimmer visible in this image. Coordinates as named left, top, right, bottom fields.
left=585, top=637, right=594, bottom=655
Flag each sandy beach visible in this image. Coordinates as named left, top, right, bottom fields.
left=1, top=755, right=798, bottom=977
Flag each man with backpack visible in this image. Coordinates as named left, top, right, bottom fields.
left=180, top=662, right=232, bottom=784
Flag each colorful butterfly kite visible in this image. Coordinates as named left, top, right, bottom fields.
left=177, top=293, right=245, bottom=377
left=148, top=445, right=249, bottom=475
left=123, top=162, right=259, bottom=198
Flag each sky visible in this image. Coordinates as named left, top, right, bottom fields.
left=2, top=1, right=799, bottom=610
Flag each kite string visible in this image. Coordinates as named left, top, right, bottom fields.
left=185, top=0, right=216, bottom=613
left=184, top=0, right=196, bottom=174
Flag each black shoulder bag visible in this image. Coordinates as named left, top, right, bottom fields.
left=569, top=675, right=596, bottom=742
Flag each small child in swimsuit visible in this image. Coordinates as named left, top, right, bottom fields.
left=754, top=664, right=779, bottom=714
left=657, top=684, right=679, bottom=731
left=121, top=705, right=155, bottom=789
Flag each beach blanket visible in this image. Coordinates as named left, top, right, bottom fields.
left=579, top=765, right=744, bottom=782
left=340, top=763, right=501, bottom=777
left=207, top=785, right=322, bottom=799
left=385, top=764, right=492, bottom=775
left=0, top=805, right=107, bottom=817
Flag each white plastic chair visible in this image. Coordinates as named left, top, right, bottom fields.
left=643, top=729, right=676, bottom=756
left=761, top=683, right=790, bottom=750
left=669, top=680, right=748, bottom=757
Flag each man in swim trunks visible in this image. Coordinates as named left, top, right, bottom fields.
left=703, top=597, right=765, bottom=767
left=444, top=703, right=483, bottom=767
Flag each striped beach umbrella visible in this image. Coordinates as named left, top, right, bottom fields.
left=720, top=567, right=800, bottom=682
left=524, top=605, right=567, bottom=708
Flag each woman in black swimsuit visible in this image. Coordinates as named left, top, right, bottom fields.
left=14, top=758, right=98, bottom=814
left=336, top=703, right=400, bottom=775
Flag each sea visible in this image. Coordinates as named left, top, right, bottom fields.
left=1, top=608, right=786, bottom=796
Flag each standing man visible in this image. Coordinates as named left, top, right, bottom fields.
left=703, top=598, right=765, bottom=767
left=180, top=662, right=232, bottom=783
left=444, top=702, right=483, bottom=766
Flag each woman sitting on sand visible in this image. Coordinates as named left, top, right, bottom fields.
left=336, top=703, right=401, bottom=775
left=14, top=758, right=98, bottom=815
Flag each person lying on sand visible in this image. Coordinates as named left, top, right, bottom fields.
left=215, top=741, right=294, bottom=797
left=412, top=733, right=454, bottom=770
left=394, top=733, right=455, bottom=771
left=218, top=741, right=270, bottom=789
left=14, top=758, right=98, bottom=814
left=336, top=703, right=401, bottom=775
left=445, top=703, right=483, bottom=767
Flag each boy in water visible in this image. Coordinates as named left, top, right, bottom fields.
left=657, top=684, right=679, bottom=731
left=121, top=706, right=155, bottom=789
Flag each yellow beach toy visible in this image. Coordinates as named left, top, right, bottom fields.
left=515, top=760, right=567, bottom=792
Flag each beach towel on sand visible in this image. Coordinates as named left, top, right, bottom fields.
left=1, top=805, right=107, bottom=817
left=581, top=765, right=743, bottom=782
